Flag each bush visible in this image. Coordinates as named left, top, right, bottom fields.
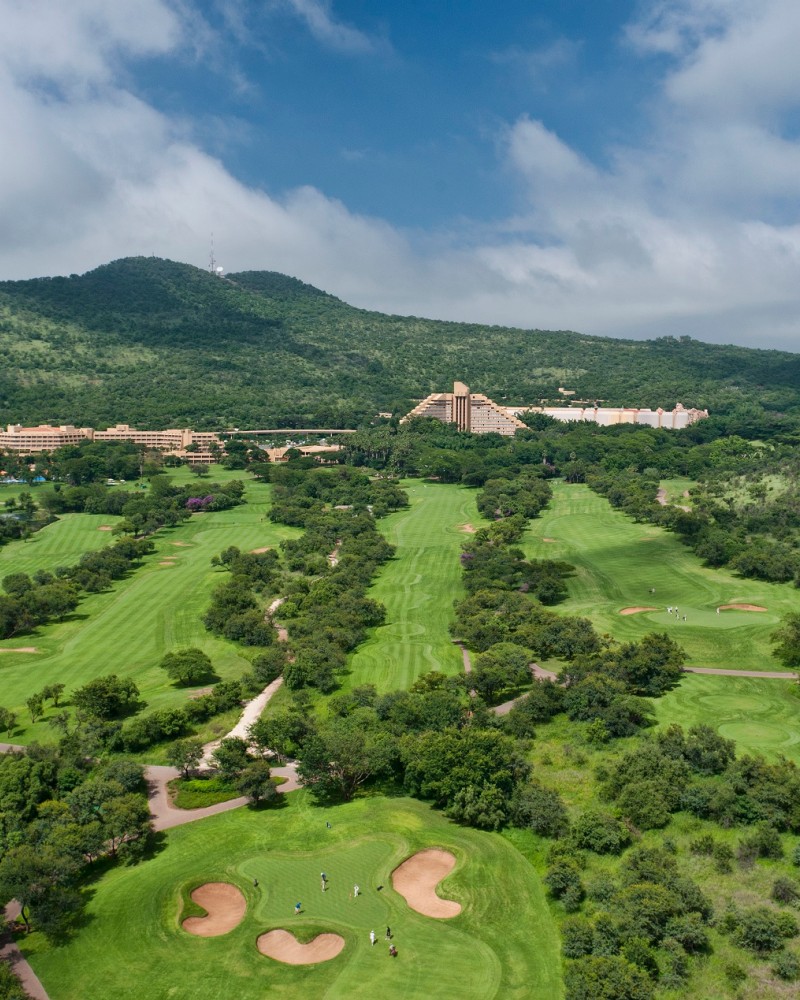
left=562, top=917, right=594, bottom=958
left=732, top=906, right=798, bottom=954
left=564, top=956, right=654, bottom=1000
left=772, top=877, right=800, bottom=906
left=510, top=781, right=570, bottom=838
left=571, top=810, right=630, bottom=855
left=772, top=950, right=800, bottom=982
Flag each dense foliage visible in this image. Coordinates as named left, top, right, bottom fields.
left=2, top=256, right=800, bottom=429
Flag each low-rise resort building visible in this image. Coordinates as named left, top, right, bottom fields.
left=401, top=382, right=708, bottom=434
left=0, top=423, right=223, bottom=464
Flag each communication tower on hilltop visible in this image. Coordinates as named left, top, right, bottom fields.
left=208, top=233, right=224, bottom=276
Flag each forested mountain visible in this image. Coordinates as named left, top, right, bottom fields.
left=1, top=256, right=798, bottom=430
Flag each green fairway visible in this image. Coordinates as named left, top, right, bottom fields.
left=523, top=482, right=796, bottom=671
left=23, top=794, right=561, bottom=1000
left=0, top=512, right=121, bottom=578
left=344, top=481, right=485, bottom=692
left=0, top=476, right=299, bottom=743
left=654, top=673, right=800, bottom=764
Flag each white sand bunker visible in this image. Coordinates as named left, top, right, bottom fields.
left=250, top=546, right=273, bottom=553
left=257, top=929, right=345, bottom=964
left=392, top=848, right=461, bottom=918
left=0, top=646, right=38, bottom=654
left=541, top=537, right=556, bottom=543
left=619, top=606, right=658, bottom=615
left=97, top=525, right=114, bottom=531
left=459, top=524, right=476, bottom=534
left=182, top=883, right=246, bottom=937
left=718, top=604, right=767, bottom=612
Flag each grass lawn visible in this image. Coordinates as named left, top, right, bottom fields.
left=654, top=673, right=800, bottom=764
left=22, top=794, right=561, bottom=1000
left=343, top=481, right=485, bottom=693
left=0, top=472, right=299, bottom=744
left=522, top=482, right=795, bottom=672
left=0, top=512, right=122, bottom=578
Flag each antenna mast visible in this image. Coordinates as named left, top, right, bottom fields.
left=209, top=232, right=216, bottom=273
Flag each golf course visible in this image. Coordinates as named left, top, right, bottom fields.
left=344, top=481, right=485, bottom=692
left=21, top=794, right=561, bottom=1000
left=522, top=482, right=794, bottom=672
left=0, top=472, right=299, bottom=742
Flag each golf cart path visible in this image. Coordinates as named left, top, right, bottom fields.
left=2, top=903, right=50, bottom=1000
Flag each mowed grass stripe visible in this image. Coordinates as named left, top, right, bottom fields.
left=0, top=513, right=121, bottom=578
left=344, top=482, right=485, bottom=692
left=0, top=480, right=299, bottom=742
left=523, top=482, right=796, bottom=672
left=25, top=795, right=561, bottom=1000
left=654, top=673, right=800, bottom=764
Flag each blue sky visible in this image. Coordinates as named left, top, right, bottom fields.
left=2, top=1, right=800, bottom=351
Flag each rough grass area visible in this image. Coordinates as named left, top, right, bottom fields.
left=522, top=482, right=795, bottom=672
left=22, top=794, right=561, bottom=1000
left=343, top=481, right=486, bottom=692
left=0, top=470, right=299, bottom=743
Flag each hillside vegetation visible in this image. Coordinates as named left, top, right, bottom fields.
left=1, top=256, right=799, bottom=429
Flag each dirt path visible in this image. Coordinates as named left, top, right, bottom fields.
left=1, top=903, right=50, bottom=1000
left=200, top=675, right=285, bottom=767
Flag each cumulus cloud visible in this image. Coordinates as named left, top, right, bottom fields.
left=0, top=0, right=799, bottom=352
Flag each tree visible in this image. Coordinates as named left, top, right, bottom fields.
left=72, top=675, right=139, bottom=719
left=297, top=709, right=397, bottom=802
left=26, top=693, right=44, bottom=723
left=248, top=710, right=309, bottom=764
left=564, top=956, right=654, bottom=1000
left=772, top=613, right=800, bottom=668
left=0, top=707, right=16, bottom=736
left=0, top=843, right=81, bottom=937
left=211, top=737, right=251, bottom=780
left=159, top=648, right=215, bottom=686
left=511, top=781, right=570, bottom=838
left=41, top=682, right=65, bottom=707
left=102, top=793, right=152, bottom=861
left=236, top=760, right=278, bottom=806
left=166, top=738, right=204, bottom=778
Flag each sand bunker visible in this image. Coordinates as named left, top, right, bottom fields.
left=541, top=537, right=556, bottom=543
left=250, top=547, right=273, bottom=553
left=619, top=606, right=658, bottom=615
left=459, top=524, right=476, bottom=534
left=159, top=560, right=176, bottom=567
left=97, top=525, right=114, bottom=531
left=392, top=848, right=461, bottom=918
left=0, top=647, right=38, bottom=654
left=718, top=604, right=767, bottom=612
left=257, top=930, right=345, bottom=964
left=171, top=541, right=191, bottom=547
left=182, top=883, right=246, bottom=937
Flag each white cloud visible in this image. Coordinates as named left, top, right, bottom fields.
left=1, top=0, right=800, bottom=353
left=282, top=0, right=380, bottom=55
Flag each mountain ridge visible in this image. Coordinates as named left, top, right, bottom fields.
left=0, top=256, right=798, bottom=432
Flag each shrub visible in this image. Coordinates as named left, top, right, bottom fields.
left=732, top=906, right=798, bottom=954
left=772, top=877, right=800, bottom=906
left=772, top=950, right=800, bottom=982
left=562, top=917, right=593, bottom=958
left=571, top=810, right=630, bottom=855
left=564, top=956, right=654, bottom=1000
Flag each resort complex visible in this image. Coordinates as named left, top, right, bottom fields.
left=0, top=423, right=224, bottom=463
left=401, top=382, right=709, bottom=434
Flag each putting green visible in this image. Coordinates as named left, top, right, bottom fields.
left=344, top=482, right=486, bottom=692
left=24, top=795, right=562, bottom=1000
left=0, top=475, right=299, bottom=742
left=654, top=673, right=800, bottom=763
left=523, top=482, right=794, bottom=671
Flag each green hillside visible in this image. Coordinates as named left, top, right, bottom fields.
left=1, top=255, right=799, bottom=430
